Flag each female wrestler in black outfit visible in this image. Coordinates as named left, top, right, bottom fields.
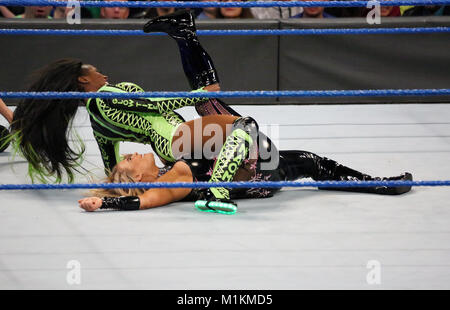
left=78, top=127, right=412, bottom=214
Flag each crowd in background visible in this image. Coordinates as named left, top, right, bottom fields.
left=1, top=0, right=449, bottom=20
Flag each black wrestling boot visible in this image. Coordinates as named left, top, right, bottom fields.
left=340, top=172, right=413, bottom=195
left=278, top=151, right=413, bottom=195
left=380, top=172, right=413, bottom=195
left=319, top=169, right=413, bottom=196
left=315, top=156, right=413, bottom=195
left=143, top=9, right=219, bottom=90
left=143, top=9, right=196, bottom=39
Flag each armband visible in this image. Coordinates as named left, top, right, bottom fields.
left=100, top=196, right=141, bottom=211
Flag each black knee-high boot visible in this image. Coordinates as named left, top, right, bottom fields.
left=143, top=10, right=243, bottom=117
left=278, top=150, right=412, bottom=195
left=143, top=9, right=219, bottom=90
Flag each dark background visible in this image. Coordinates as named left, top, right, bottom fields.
left=1, top=17, right=449, bottom=105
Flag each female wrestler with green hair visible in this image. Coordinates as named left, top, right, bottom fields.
left=6, top=10, right=241, bottom=183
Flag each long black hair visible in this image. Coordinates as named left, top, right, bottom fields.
left=10, top=58, right=88, bottom=183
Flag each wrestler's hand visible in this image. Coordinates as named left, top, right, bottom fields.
left=0, top=6, right=15, bottom=18
left=0, top=98, right=13, bottom=124
left=78, top=197, right=102, bottom=212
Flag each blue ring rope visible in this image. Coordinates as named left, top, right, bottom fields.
left=0, top=1, right=449, bottom=8
left=2, top=28, right=450, bottom=37
left=0, top=180, right=449, bottom=191
left=1, top=89, right=449, bottom=99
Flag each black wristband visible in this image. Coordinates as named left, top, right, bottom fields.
left=100, top=196, right=141, bottom=211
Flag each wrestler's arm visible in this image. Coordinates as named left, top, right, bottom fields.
left=0, top=6, right=15, bottom=18
left=0, top=98, right=13, bottom=124
left=139, top=162, right=193, bottom=209
left=78, top=161, right=193, bottom=211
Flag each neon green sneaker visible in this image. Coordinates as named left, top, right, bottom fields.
left=195, top=199, right=238, bottom=215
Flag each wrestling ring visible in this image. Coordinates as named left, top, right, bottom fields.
left=0, top=0, right=450, bottom=290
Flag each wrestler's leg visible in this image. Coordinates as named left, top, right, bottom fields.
left=143, top=10, right=241, bottom=116
left=181, top=124, right=281, bottom=207
left=173, top=115, right=277, bottom=175
left=172, top=114, right=239, bottom=160
left=143, top=9, right=218, bottom=90
left=192, top=117, right=258, bottom=214
left=207, top=117, right=258, bottom=199
left=278, top=150, right=412, bottom=195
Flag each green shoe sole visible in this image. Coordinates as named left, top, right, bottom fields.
left=195, top=200, right=237, bottom=215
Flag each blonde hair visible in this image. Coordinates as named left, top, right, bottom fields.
left=89, top=164, right=147, bottom=198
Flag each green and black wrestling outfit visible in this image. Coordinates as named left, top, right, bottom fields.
left=86, top=82, right=208, bottom=173
left=87, top=10, right=241, bottom=173
left=88, top=10, right=255, bottom=211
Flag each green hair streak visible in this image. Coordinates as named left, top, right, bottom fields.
left=6, top=126, right=87, bottom=184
